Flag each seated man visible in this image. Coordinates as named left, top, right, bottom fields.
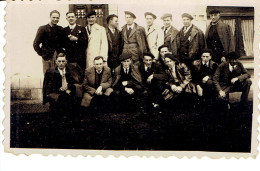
left=43, top=52, right=83, bottom=113
left=81, top=56, right=113, bottom=111
left=213, top=52, right=252, bottom=108
left=162, top=53, right=196, bottom=107
left=139, top=52, right=167, bottom=108
left=112, top=53, right=145, bottom=112
left=192, top=49, right=218, bottom=101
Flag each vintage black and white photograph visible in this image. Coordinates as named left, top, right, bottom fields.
left=4, top=0, right=258, bottom=157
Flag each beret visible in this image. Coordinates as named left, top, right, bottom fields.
left=182, top=13, right=194, bottom=20
left=144, top=12, right=157, bottom=19
left=158, top=44, right=169, bottom=51
left=143, top=52, right=155, bottom=59
left=119, top=53, right=132, bottom=61
left=164, top=53, right=179, bottom=64
left=125, top=11, right=136, bottom=19
left=227, top=52, right=240, bottom=60
left=160, top=13, right=172, bottom=20
left=87, top=11, right=96, bottom=18
left=209, top=9, right=221, bottom=14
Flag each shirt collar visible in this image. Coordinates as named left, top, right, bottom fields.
left=183, top=24, right=192, bottom=33
left=202, top=61, right=209, bottom=67
left=108, top=26, right=116, bottom=33
left=164, top=25, right=171, bottom=32
left=229, top=63, right=237, bottom=71
left=127, top=23, right=135, bottom=30
left=96, top=69, right=103, bottom=74
left=69, top=24, right=76, bottom=30
left=58, top=68, right=66, bottom=75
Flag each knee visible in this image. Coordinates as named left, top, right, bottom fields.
left=104, top=88, right=113, bottom=96
left=245, top=79, right=252, bottom=86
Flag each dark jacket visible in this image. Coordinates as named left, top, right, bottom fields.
left=213, top=61, right=250, bottom=92
left=162, top=25, right=179, bottom=53
left=33, top=24, right=65, bottom=60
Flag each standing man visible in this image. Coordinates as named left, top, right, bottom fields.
left=106, top=14, right=122, bottom=73
left=121, top=11, right=148, bottom=63
left=86, top=11, right=108, bottom=68
left=64, top=12, right=88, bottom=71
left=33, top=10, right=65, bottom=74
left=161, top=13, right=179, bottom=54
left=205, top=9, right=235, bottom=64
left=175, top=13, right=205, bottom=68
left=144, top=12, right=164, bottom=60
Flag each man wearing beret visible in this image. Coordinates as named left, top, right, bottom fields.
left=121, top=11, right=149, bottom=63
left=144, top=12, right=164, bottom=60
left=174, top=13, right=205, bottom=69
left=213, top=52, right=251, bottom=108
left=205, top=10, right=235, bottom=64
left=161, top=13, right=179, bottom=54
left=85, top=11, right=108, bottom=68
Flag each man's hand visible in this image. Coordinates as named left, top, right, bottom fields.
left=202, top=76, right=209, bottom=84
left=162, top=89, right=170, bottom=95
left=122, top=81, right=128, bottom=86
left=197, top=85, right=203, bottom=96
left=125, top=87, right=134, bottom=95
left=68, top=34, right=78, bottom=41
left=221, top=56, right=226, bottom=63
left=146, top=74, right=153, bottom=84
left=65, top=89, right=71, bottom=95
left=231, top=77, right=239, bottom=84
left=171, top=85, right=177, bottom=92
left=175, top=86, right=183, bottom=93
left=95, top=86, right=103, bottom=95
left=219, top=90, right=226, bottom=98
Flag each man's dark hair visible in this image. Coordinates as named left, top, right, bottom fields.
left=106, top=14, right=118, bottom=24
left=158, top=44, right=169, bottom=52
left=66, top=11, right=76, bottom=16
left=94, top=56, right=104, bottom=61
left=56, top=52, right=66, bottom=59
left=50, top=10, right=60, bottom=17
left=201, top=49, right=213, bottom=56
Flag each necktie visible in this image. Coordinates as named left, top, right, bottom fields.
left=61, top=70, right=68, bottom=90
left=148, top=26, right=150, bottom=32
left=183, top=27, right=187, bottom=32
left=127, top=27, right=132, bottom=37
left=164, top=28, right=167, bottom=36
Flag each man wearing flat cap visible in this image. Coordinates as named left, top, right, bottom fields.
left=161, top=13, right=179, bottom=54
left=174, top=13, right=205, bottom=69
left=121, top=11, right=148, bottom=63
left=205, top=9, right=235, bottom=64
left=144, top=12, right=164, bottom=61
left=213, top=52, right=251, bottom=108
left=85, top=11, right=108, bottom=68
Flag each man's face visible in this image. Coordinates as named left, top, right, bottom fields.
left=201, top=52, right=212, bottom=63
left=50, top=13, right=60, bottom=25
left=143, top=56, right=153, bottom=67
left=164, top=57, right=175, bottom=68
left=121, top=58, right=132, bottom=68
left=163, top=17, right=172, bottom=28
left=210, top=13, right=220, bottom=23
left=160, top=47, right=169, bottom=57
left=110, top=17, right=119, bottom=28
left=66, top=13, right=77, bottom=25
left=125, top=14, right=134, bottom=25
left=87, top=15, right=97, bottom=25
left=56, top=56, right=67, bottom=70
left=94, top=58, right=104, bottom=72
left=182, top=17, right=192, bottom=27
left=229, top=59, right=237, bottom=66
left=145, top=15, right=154, bottom=26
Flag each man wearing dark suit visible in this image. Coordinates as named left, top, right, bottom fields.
left=161, top=13, right=179, bottom=54
left=213, top=52, right=252, bottom=107
left=81, top=56, right=113, bottom=108
left=139, top=52, right=167, bottom=108
left=121, top=11, right=148, bottom=63
left=192, top=49, right=218, bottom=100
left=205, top=9, right=235, bottom=64
left=106, top=14, right=122, bottom=72
left=63, top=12, right=88, bottom=71
left=43, top=52, right=83, bottom=113
left=33, top=10, right=65, bottom=74
left=174, top=13, right=205, bottom=68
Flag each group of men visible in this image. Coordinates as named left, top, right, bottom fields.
left=34, top=9, right=252, bottom=113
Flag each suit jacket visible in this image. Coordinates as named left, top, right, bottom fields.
left=121, top=23, right=149, bottom=61
left=43, top=63, right=83, bottom=104
left=162, top=25, right=179, bottom=53
left=192, top=59, right=218, bottom=84
left=63, top=25, right=88, bottom=63
left=86, top=23, right=108, bottom=68
left=205, top=20, right=235, bottom=55
left=165, top=63, right=196, bottom=93
left=174, top=25, right=205, bottom=61
left=213, top=61, right=250, bottom=92
left=145, top=25, right=164, bottom=60
left=82, top=66, right=112, bottom=95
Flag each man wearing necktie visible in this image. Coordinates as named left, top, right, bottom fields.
left=192, top=49, right=218, bottom=102
left=214, top=52, right=252, bottom=109
left=63, top=12, right=88, bottom=71
left=43, top=53, right=83, bottom=113
left=121, top=11, right=148, bottom=63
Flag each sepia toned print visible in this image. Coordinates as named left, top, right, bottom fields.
left=3, top=0, right=259, bottom=158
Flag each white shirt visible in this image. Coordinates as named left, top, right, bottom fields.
left=144, top=65, right=152, bottom=72
left=229, top=64, right=237, bottom=72
left=69, top=24, right=76, bottom=30
left=123, top=67, right=130, bottom=74
left=183, top=24, right=193, bottom=35
left=163, top=26, right=171, bottom=34
left=202, top=61, right=209, bottom=67
left=108, top=26, right=116, bottom=34
left=127, top=23, right=135, bottom=30
left=58, top=68, right=66, bottom=76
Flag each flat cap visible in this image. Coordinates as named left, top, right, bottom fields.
left=87, top=11, right=96, bottom=18
left=182, top=13, right=194, bottom=20
left=144, top=12, right=157, bottom=19
left=164, top=53, right=179, bottom=64
left=227, top=52, right=240, bottom=60
left=161, top=13, right=172, bottom=20
left=209, top=9, right=221, bottom=14
left=119, top=53, right=132, bottom=61
left=125, top=11, right=136, bottom=19
left=143, top=52, right=155, bottom=59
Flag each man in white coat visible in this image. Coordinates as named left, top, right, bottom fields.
left=85, top=11, right=108, bottom=68
left=144, top=12, right=164, bottom=61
